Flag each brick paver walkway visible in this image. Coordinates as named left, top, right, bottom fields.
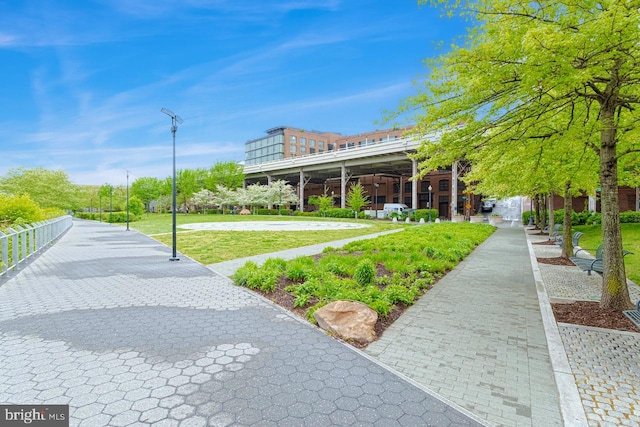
left=366, top=226, right=564, bottom=427
left=0, top=219, right=485, bottom=427
left=529, top=231, right=640, bottom=427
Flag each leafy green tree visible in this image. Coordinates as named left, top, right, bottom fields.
left=127, top=196, right=145, bottom=217
left=0, top=167, right=80, bottom=210
left=206, top=161, right=245, bottom=190
left=309, top=191, right=335, bottom=216
left=131, top=177, right=162, bottom=212
left=176, top=169, right=199, bottom=210
left=401, top=0, right=640, bottom=310
left=346, top=182, right=370, bottom=219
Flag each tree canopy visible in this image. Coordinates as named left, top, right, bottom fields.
left=0, top=167, right=80, bottom=210
left=401, top=0, right=640, bottom=310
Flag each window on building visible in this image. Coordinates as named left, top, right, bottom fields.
left=404, top=182, right=411, bottom=193
left=319, top=141, right=325, bottom=149
left=439, top=179, right=449, bottom=191
left=290, top=136, right=296, bottom=143
left=301, top=137, right=306, bottom=145
left=376, top=195, right=387, bottom=204
left=421, top=181, right=431, bottom=193
left=393, top=183, right=400, bottom=194
left=457, top=180, right=466, bottom=190
left=404, top=197, right=411, bottom=205
left=309, top=139, right=316, bottom=147
left=300, top=146, right=306, bottom=154
left=310, top=148, right=315, bottom=154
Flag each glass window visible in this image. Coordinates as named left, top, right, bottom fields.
left=310, top=139, right=316, bottom=147
left=319, top=141, right=324, bottom=149
left=301, top=137, right=306, bottom=145
left=300, top=146, right=306, bottom=154
left=439, top=179, right=449, bottom=191
left=421, top=181, right=431, bottom=192
left=404, top=182, right=411, bottom=193
left=290, top=136, right=296, bottom=143
left=310, top=148, right=315, bottom=154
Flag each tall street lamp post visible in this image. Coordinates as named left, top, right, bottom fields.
left=161, top=108, right=183, bottom=261
left=126, top=170, right=130, bottom=231
left=428, top=185, right=433, bottom=222
left=374, top=182, right=379, bottom=219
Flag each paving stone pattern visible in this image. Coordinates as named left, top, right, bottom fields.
left=558, top=326, right=640, bottom=427
left=530, top=232, right=640, bottom=427
left=366, top=227, right=564, bottom=427
left=0, top=220, right=483, bottom=426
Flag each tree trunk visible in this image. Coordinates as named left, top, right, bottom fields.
left=538, top=194, right=547, bottom=231
left=561, top=183, right=573, bottom=259
left=599, top=109, right=632, bottom=310
left=548, top=193, right=555, bottom=242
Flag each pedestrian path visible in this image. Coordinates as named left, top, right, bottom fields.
left=365, top=226, right=564, bottom=427
left=0, top=220, right=485, bottom=427
left=528, top=230, right=640, bottom=427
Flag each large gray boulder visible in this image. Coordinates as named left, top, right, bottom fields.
left=314, top=300, right=378, bottom=344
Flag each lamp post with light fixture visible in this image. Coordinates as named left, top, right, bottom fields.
left=161, top=108, right=183, bottom=261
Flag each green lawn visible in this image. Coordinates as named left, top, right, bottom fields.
left=574, top=223, right=640, bottom=285
left=123, top=214, right=407, bottom=264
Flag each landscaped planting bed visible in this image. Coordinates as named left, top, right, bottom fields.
left=233, top=222, right=495, bottom=346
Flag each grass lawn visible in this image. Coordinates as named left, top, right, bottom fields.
left=574, top=223, right=640, bottom=285
left=123, top=214, right=407, bottom=264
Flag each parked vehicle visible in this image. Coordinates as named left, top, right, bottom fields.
left=383, top=203, right=412, bottom=218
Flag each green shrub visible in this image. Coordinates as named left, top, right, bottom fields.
left=323, top=208, right=356, bottom=218
left=354, top=260, right=375, bottom=287
left=621, top=211, right=640, bottom=223
left=522, top=210, right=534, bottom=224
left=0, top=194, right=43, bottom=226
left=412, top=209, right=439, bottom=222
left=293, top=211, right=320, bottom=217
left=233, top=261, right=259, bottom=287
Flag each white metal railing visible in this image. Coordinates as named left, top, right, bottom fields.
left=0, top=215, right=73, bottom=276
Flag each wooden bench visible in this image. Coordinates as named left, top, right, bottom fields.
left=570, top=244, right=634, bottom=275
left=623, top=300, right=640, bottom=328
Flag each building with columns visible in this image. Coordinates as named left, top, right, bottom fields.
left=243, top=126, right=483, bottom=219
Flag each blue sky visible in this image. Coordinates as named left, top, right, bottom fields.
left=0, top=0, right=467, bottom=185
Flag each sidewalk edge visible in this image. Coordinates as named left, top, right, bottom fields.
left=525, top=233, right=588, bottom=427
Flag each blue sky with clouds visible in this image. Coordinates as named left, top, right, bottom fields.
left=0, top=0, right=467, bottom=185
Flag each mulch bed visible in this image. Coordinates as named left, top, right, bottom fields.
left=537, top=257, right=576, bottom=266
left=552, top=301, right=640, bottom=333
left=533, top=240, right=556, bottom=246
left=251, top=267, right=431, bottom=349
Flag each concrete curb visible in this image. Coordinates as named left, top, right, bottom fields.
left=524, top=232, right=589, bottom=427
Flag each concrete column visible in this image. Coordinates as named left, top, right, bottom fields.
left=588, top=195, right=596, bottom=212
left=341, top=164, right=347, bottom=209
left=412, top=159, right=418, bottom=210
left=299, top=168, right=305, bottom=213
left=451, top=161, right=458, bottom=218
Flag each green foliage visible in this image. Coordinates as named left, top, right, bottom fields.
left=353, top=259, right=375, bottom=287
left=0, top=194, right=43, bottom=227
left=0, top=167, right=80, bottom=210
left=412, top=209, right=439, bottom=221
left=346, top=182, right=370, bottom=218
left=322, top=208, right=356, bottom=218
left=234, top=222, right=495, bottom=321
left=131, top=177, right=163, bottom=210
left=620, top=211, right=640, bottom=223
left=285, top=257, right=316, bottom=282
left=127, top=196, right=145, bottom=216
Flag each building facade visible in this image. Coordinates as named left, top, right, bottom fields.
left=244, top=126, right=481, bottom=218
